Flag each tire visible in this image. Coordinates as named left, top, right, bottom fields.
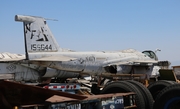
left=126, top=80, right=154, bottom=109
left=147, top=80, right=176, bottom=100
left=153, top=84, right=180, bottom=109
left=101, top=81, right=145, bottom=109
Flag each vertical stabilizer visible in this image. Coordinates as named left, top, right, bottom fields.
left=15, top=15, right=61, bottom=59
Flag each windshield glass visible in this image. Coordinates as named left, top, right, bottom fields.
left=142, top=51, right=158, bottom=60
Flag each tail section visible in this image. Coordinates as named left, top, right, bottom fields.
left=15, top=15, right=61, bottom=59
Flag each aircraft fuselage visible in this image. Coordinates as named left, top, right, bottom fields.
left=30, top=50, right=154, bottom=76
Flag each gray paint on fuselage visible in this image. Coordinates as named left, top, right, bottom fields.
left=30, top=50, right=150, bottom=75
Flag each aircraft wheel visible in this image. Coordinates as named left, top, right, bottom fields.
left=101, top=81, right=145, bottom=109
left=153, top=84, right=180, bottom=109
left=126, top=80, right=154, bottom=109
left=147, top=80, right=176, bottom=100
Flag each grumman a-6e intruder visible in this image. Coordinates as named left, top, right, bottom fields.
left=15, top=15, right=158, bottom=78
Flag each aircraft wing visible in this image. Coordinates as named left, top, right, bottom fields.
left=105, top=60, right=158, bottom=66
left=30, top=55, right=77, bottom=61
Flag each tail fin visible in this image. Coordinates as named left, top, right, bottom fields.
left=15, top=15, right=61, bottom=59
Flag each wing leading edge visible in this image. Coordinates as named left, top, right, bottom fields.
left=104, top=60, right=158, bottom=67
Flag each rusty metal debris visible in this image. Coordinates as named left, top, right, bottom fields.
left=0, top=80, right=87, bottom=108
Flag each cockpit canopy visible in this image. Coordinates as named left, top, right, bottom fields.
left=142, top=50, right=158, bottom=60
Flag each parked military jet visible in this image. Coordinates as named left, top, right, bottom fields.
left=15, top=15, right=158, bottom=78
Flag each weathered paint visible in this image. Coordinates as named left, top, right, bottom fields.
left=0, top=63, right=39, bottom=82
left=0, top=52, right=25, bottom=61
left=0, top=52, right=82, bottom=81
left=15, top=15, right=159, bottom=78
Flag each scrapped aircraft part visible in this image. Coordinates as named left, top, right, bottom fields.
left=101, top=81, right=146, bottom=109
left=0, top=80, right=86, bottom=108
left=126, top=80, right=153, bottom=109
left=0, top=63, right=40, bottom=82
left=42, top=68, right=80, bottom=78
left=147, top=80, right=177, bottom=100
left=153, top=84, right=180, bottom=109
left=0, top=52, right=25, bottom=61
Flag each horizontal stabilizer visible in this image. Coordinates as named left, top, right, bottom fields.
left=0, top=52, right=25, bottom=62
left=0, top=58, right=24, bottom=62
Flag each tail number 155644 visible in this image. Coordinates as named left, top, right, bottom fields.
left=31, top=44, right=52, bottom=51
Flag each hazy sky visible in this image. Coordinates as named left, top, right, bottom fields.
left=1, top=1, right=180, bottom=66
